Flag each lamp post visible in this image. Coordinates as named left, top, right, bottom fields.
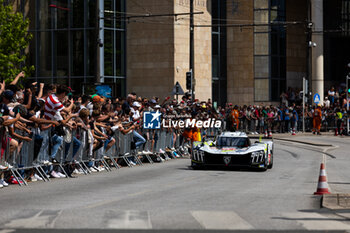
left=189, top=0, right=194, bottom=101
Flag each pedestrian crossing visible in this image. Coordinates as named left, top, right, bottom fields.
left=1, top=209, right=350, bottom=230
left=191, top=211, right=254, bottom=230
left=282, top=212, right=350, bottom=230
left=106, top=210, right=152, bottom=229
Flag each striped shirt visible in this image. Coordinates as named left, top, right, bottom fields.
left=44, top=94, right=64, bottom=120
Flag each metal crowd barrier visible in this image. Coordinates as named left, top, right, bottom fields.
left=0, top=124, right=198, bottom=187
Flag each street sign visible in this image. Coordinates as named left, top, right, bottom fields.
left=313, top=93, right=320, bottom=104
left=172, top=81, right=185, bottom=95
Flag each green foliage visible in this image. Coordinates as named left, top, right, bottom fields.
left=0, top=0, right=34, bottom=83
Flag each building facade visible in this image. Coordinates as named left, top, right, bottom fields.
left=9, top=0, right=350, bottom=106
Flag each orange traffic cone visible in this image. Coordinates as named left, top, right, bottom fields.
left=268, top=131, right=272, bottom=137
left=314, top=163, right=331, bottom=195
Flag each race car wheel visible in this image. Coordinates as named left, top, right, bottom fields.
left=261, top=159, right=268, bottom=171
left=268, top=147, right=274, bottom=169
left=268, top=153, right=273, bottom=169
left=258, top=154, right=268, bottom=171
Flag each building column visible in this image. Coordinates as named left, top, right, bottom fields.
left=97, top=0, right=104, bottom=83
left=311, top=0, right=324, bottom=104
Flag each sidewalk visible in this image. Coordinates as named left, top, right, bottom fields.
left=272, top=132, right=334, bottom=146
left=322, top=194, right=350, bottom=219
left=267, top=131, right=350, bottom=218
left=248, top=131, right=336, bottom=147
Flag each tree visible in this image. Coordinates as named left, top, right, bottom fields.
left=0, top=0, right=34, bottom=83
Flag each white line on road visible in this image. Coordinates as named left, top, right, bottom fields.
left=3, top=210, right=59, bottom=228
left=0, top=230, right=15, bottom=233
left=283, top=212, right=350, bottom=230
left=191, top=211, right=254, bottom=230
left=106, top=210, right=152, bottom=229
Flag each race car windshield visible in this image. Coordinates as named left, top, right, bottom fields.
left=216, top=137, right=250, bottom=148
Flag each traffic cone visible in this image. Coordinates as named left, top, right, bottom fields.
left=268, top=131, right=272, bottom=137
left=314, top=163, right=331, bottom=195
left=334, top=128, right=338, bottom=136
left=292, top=128, right=296, bottom=135
left=264, top=130, right=268, bottom=138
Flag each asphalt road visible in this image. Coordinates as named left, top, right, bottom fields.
left=1, top=137, right=350, bottom=232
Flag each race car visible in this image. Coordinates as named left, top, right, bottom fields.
left=191, top=131, right=273, bottom=171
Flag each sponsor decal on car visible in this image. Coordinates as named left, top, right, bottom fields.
left=220, top=148, right=237, bottom=152
left=223, top=156, right=231, bottom=166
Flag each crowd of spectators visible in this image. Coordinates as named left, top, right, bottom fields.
left=0, top=73, right=349, bottom=188
left=0, top=72, right=222, bottom=188
left=223, top=85, right=349, bottom=135
left=222, top=103, right=348, bottom=136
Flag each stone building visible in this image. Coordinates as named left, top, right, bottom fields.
left=8, top=0, right=350, bottom=106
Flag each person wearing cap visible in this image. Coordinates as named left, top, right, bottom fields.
left=313, top=104, right=322, bottom=135
left=130, top=101, right=146, bottom=163
left=92, top=95, right=104, bottom=104
left=132, top=102, right=141, bottom=121
left=2, top=90, right=15, bottom=105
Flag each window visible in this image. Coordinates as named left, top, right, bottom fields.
left=212, top=0, right=227, bottom=106
left=26, top=0, right=126, bottom=96
left=254, top=0, right=286, bottom=101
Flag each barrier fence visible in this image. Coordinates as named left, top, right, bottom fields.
left=235, top=115, right=349, bottom=133
left=1, top=115, right=345, bottom=187
left=0, top=125, right=197, bottom=187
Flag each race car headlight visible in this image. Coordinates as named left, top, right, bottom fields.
left=251, top=150, right=265, bottom=163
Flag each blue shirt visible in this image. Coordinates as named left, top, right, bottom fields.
left=284, top=109, right=290, bottom=120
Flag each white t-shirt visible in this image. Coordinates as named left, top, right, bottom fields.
left=132, top=110, right=140, bottom=121
left=328, top=90, right=335, bottom=96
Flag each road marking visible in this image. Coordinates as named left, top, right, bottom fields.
left=191, top=211, right=254, bottom=230
left=106, top=210, right=152, bottom=229
left=84, top=190, right=153, bottom=209
left=277, top=142, right=337, bottom=159
left=3, top=210, right=61, bottom=228
left=0, top=230, right=15, bottom=233
left=84, top=177, right=200, bottom=209
left=283, top=212, right=350, bottom=230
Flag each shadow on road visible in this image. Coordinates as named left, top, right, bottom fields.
left=178, top=166, right=269, bottom=173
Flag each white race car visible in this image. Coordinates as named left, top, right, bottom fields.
left=191, top=132, right=274, bottom=171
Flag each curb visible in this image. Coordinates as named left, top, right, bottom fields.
left=321, top=194, right=350, bottom=220
left=322, top=194, right=350, bottom=210
left=273, top=137, right=333, bottom=147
